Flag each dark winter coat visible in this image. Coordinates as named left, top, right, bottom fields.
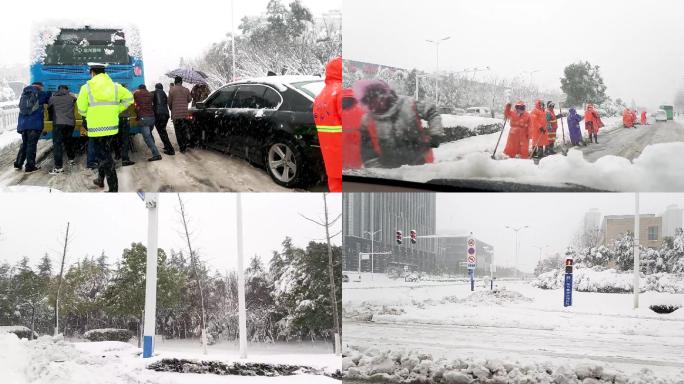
left=567, top=108, right=584, bottom=144
left=167, top=84, right=192, bottom=120
left=133, top=88, right=155, bottom=118
left=152, top=84, right=170, bottom=118
left=48, top=88, right=76, bottom=126
left=17, top=86, right=50, bottom=132
left=190, top=84, right=210, bottom=106
left=359, top=95, right=444, bottom=168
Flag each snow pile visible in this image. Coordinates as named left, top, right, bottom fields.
left=351, top=142, right=684, bottom=191
left=343, top=302, right=405, bottom=321
left=455, top=288, right=533, bottom=306
left=533, top=268, right=684, bottom=294
left=0, top=333, right=29, bottom=384
left=0, top=325, right=37, bottom=339
left=342, top=345, right=681, bottom=384
left=31, top=21, right=142, bottom=64
left=147, top=358, right=336, bottom=378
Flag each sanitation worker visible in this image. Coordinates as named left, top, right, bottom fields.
left=503, top=101, right=531, bottom=159
left=584, top=104, right=601, bottom=144
left=623, top=108, right=635, bottom=128
left=529, top=100, right=548, bottom=158
left=545, top=101, right=564, bottom=155
left=77, top=63, right=134, bottom=192
left=341, top=88, right=365, bottom=169
left=313, top=56, right=343, bottom=192
left=640, top=110, right=647, bottom=125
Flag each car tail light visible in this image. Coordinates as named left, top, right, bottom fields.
left=134, top=66, right=142, bottom=76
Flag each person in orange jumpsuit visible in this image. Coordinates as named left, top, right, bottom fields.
left=529, top=100, right=548, bottom=158
left=313, top=57, right=342, bottom=192
left=641, top=110, right=647, bottom=125
left=623, top=108, right=635, bottom=128
left=545, top=101, right=563, bottom=155
left=584, top=104, right=603, bottom=143
left=341, top=88, right=366, bottom=169
left=503, top=101, right=531, bottom=159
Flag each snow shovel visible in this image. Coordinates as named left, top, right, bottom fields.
left=491, top=118, right=508, bottom=159
left=557, top=104, right=569, bottom=156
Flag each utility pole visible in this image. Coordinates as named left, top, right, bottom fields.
left=236, top=194, right=248, bottom=358
left=54, top=222, right=69, bottom=336
left=425, top=36, right=451, bottom=105
left=634, top=193, right=640, bottom=309
left=143, top=193, right=158, bottom=358
left=506, top=226, right=529, bottom=278
left=231, top=0, right=236, bottom=81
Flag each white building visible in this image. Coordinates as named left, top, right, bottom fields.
left=661, top=204, right=683, bottom=237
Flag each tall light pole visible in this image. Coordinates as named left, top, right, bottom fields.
left=236, top=194, right=248, bottom=358
left=634, top=192, right=640, bottom=309
left=363, top=229, right=382, bottom=278
left=505, top=225, right=529, bottom=278
left=142, top=193, right=158, bottom=359
left=425, top=36, right=451, bottom=105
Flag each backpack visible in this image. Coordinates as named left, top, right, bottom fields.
left=19, top=87, right=40, bottom=116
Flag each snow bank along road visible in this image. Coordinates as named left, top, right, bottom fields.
left=578, top=118, right=684, bottom=162
left=0, top=123, right=324, bottom=192
left=0, top=333, right=341, bottom=383
left=342, top=279, right=684, bottom=381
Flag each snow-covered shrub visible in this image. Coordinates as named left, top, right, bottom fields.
left=532, top=270, right=561, bottom=289
left=83, top=328, right=132, bottom=342
left=0, top=325, right=37, bottom=339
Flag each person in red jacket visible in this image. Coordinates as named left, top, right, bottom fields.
left=341, top=88, right=365, bottom=169
left=584, top=104, right=602, bottom=143
left=641, top=110, right=647, bottom=125
left=503, top=101, right=531, bottom=159
left=313, top=57, right=342, bottom=192
left=623, top=108, right=635, bottom=128
left=529, top=100, right=548, bottom=158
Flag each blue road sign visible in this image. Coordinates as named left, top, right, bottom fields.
left=564, top=273, right=573, bottom=307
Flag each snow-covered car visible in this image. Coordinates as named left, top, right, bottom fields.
left=655, top=109, right=667, bottom=122
left=342, top=274, right=350, bottom=283
left=190, top=75, right=326, bottom=188
left=452, top=108, right=467, bottom=115
left=466, top=106, right=492, bottom=117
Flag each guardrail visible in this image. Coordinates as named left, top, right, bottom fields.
left=0, top=102, right=19, bottom=134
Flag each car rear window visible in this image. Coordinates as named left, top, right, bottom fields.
left=291, top=80, right=324, bottom=99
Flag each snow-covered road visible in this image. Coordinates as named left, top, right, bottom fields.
left=0, top=124, right=315, bottom=192
left=342, top=277, right=684, bottom=381
left=579, top=119, right=684, bottom=162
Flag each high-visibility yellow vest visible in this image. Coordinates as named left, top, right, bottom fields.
left=76, top=73, right=133, bottom=137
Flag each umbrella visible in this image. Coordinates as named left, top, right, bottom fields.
left=165, top=68, right=209, bottom=85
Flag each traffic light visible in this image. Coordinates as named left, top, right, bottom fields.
left=396, top=230, right=403, bottom=245
left=565, top=258, right=574, bottom=274
left=410, top=229, right=417, bottom=244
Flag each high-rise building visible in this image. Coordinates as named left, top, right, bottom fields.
left=343, top=193, right=437, bottom=273
left=661, top=204, right=683, bottom=237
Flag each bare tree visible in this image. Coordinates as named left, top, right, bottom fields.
left=300, top=193, right=342, bottom=355
left=177, top=194, right=208, bottom=354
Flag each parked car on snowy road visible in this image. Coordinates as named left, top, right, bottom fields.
left=655, top=109, right=668, bottom=122
left=190, top=75, right=326, bottom=188
left=466, top=106, right=492, bottom=117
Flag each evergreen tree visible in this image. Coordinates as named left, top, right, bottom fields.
left=560, top=61, right=608, bottom=106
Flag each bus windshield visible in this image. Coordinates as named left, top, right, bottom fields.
left=44, top=29, right=130, bottom=65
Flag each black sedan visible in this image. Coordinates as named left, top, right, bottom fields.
left=190, top=75, right=326, bottom=188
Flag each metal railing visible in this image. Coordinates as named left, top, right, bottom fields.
left=0, top=104, right=19, bottom=134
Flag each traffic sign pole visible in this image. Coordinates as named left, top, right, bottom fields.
left=564, top=257, right=574, bottom=307
left=143, top=193, right=158, bottom=358
left=466, top=234, right=477, bottom=291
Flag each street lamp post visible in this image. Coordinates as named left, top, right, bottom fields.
left=425, top=36, right=451, bottom=105
left=363, top=229, right=382, bottom=278
left=505, top=225, right=529, bottom=278
left=634, top=193, right=640, bottom=309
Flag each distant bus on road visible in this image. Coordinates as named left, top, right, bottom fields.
left=659, top=105, right=674, bottom=120
left=31, top=25, right=145, bottom=138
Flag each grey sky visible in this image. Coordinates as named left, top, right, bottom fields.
left=0, top=193, right=341, bottom=273
left=0, top=0, right=340, bottom=84
left=436, top=193, right=684, bottom=273
left=343, top=0, right=684, bottom=110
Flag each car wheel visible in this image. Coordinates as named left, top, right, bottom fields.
left=265, top=138, right=305, bottom=188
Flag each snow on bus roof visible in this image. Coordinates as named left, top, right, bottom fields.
left=228, top=75, right=322, bottom=92
left=31, top=20, right=142, bottom=64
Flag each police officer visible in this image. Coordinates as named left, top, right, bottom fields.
left=77, top=63, right=134, bottom=192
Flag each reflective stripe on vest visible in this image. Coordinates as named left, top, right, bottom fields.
left=316, top=125, right=342, bottom=133
left=88, top=125, right=118, bottom=133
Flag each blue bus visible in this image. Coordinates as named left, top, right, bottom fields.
left=31, top=26, right=145, bottom=138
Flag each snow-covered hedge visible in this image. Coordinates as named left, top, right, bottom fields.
left=533, top=268, right=684, bottom=294
left=0, top=325, right=38, bottom=339
left=83, top=328, right=132, bottom=342
left=342, top=345, right=679, bottom=383
left=438, top=114, right=503, bottom=142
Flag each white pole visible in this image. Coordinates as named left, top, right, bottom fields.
left=236, top=194, right=248, bottom=358
left=231, top=0, right=236, bottom=81
left=143, top=193, right=159, bottom=358
left=634, top=192, right=640, bottom=309
left=370, top=196, right=374, bottom=279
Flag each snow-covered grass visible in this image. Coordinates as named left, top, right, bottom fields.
left=0, top=334, right=340, bottom=383
left=534, top=268, right=684, bottom=294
